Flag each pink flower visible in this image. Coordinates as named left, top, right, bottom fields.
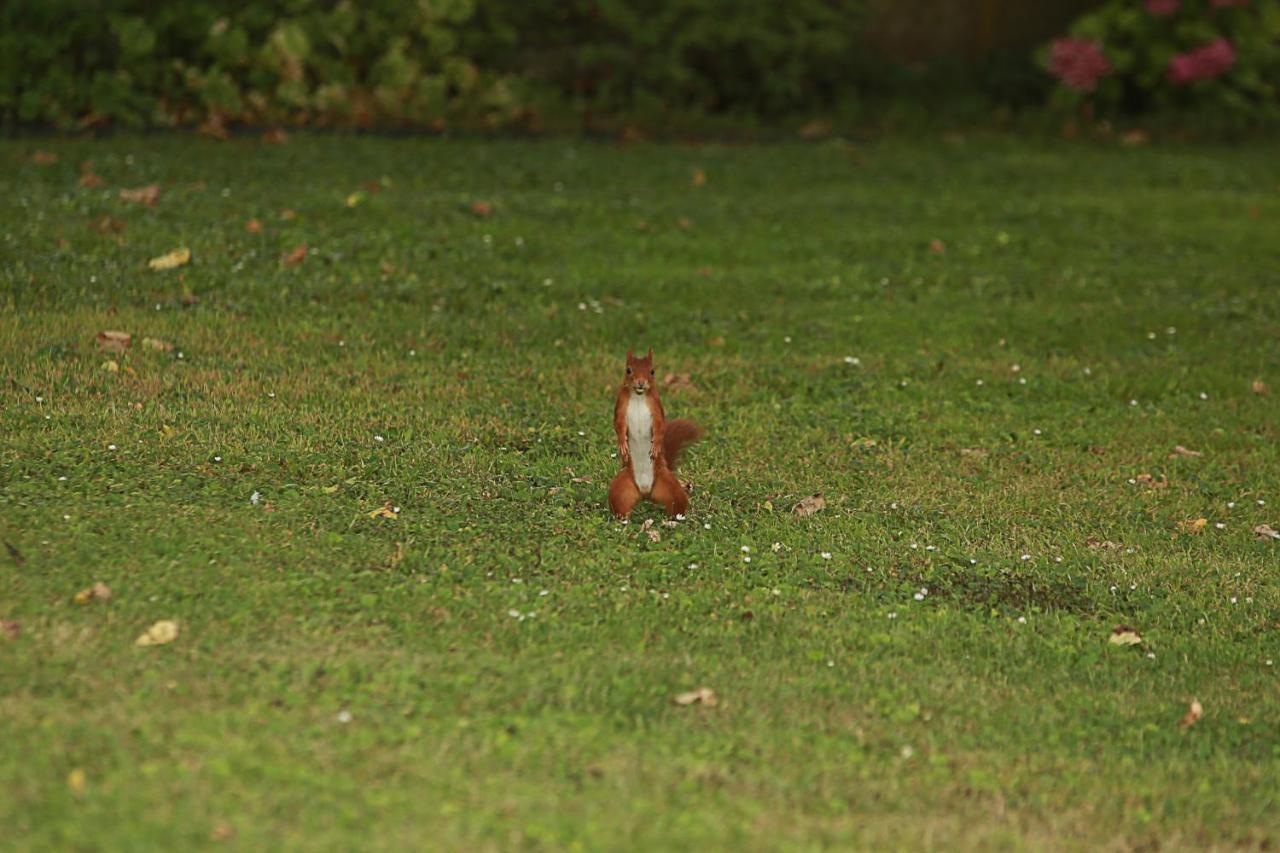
left=1145, top=0, right=1180, bottom=15
left=1048, top=38, right=1112, bottom=92
left=1167, top=38, right=1236, bottom=84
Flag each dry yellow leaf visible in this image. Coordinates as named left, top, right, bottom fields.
left=369, top=502, right=399, bottom=519
left=148, top=247, right=191, bottom=271
left=102, top=360, right=120, bottom=373
left=1171, top=445, right=1202, bottom=458
left=1179, top=698, right=1203, bottom=729
left=141, top=338, right=173, bottom=352
left=1178, top=518, right=1207, bottom=535
left=73, top=582, right=112, bottom=605
left=135, top=619, right=179, bottom=646
left=67, top=768, right=86, bottom=792
left=674, top=686, right=717, bottom=706
left=1251, top=379, right=1268, bottom=395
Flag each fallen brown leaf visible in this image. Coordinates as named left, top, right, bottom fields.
left=1252, top=379, right=1269, bottom=396
left=959, top=447, right=988, bottom=457
left=245, top=218, right=262, bottom=234
left=1254, top=524, right=1280, bottom=541
left=282, top=244, right=308, bottom=266
left=1179, top=698, right=1203, bottom=729
left=928, top=238, right=947, bottom=254
left=1171, top=445, right=1202, bottom=458
left=148, top=247, right=191, bottom=271
left=690, top=169, right=707, bottom=187
left=369, top=502, right=399, bottom=520
left=135, top=619, right=179, bottom=646
left=792, top=494, right=826, bottom=517
left=1135, top=473, right=1168, bottom=489
left=470, top=200, right=494, bottom=218
left=73, top=582, right=113, bottom=605
left=1177, top=518, right=1207, bottom=535
left=798, top=118, right=832, bottom=140
left=79, top=163, right=104, bottom=188
left=663, top=372, right=696, bottom=392
left=141, top=337, right=173, bottom=352
left=674, top=686, right=717, bottom=706
left=1108, top=625, right=1143, bottom=646
left=32, top=150, right=58, bottom=165
left=91, top=215, right=126, bottom=235
left=119, top=184, right=160, bottom=206
left=1086, top=537, right=1121, bottom=550
left=0, top=620, right=19, bottom=641
left=97, top=330, right=132, bottom=352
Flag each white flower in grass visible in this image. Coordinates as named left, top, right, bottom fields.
left=1199, top=392, right=1209, bottom=400
left=887, top=611, right=897, bottom=619
left=820, top=552, right=832, bottom=560
left=374, top=435, right=385, bottom=443
left=336, top=710, right=353, bottom=724
left=1017, top=616, right=1027, bottom=624
left=741, top=546, right=751, bottom=553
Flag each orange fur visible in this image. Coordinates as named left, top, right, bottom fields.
left=608, top=349, right=702, bottom=518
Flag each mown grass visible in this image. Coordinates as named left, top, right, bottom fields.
left=2, top=133, right=1279, bottom=850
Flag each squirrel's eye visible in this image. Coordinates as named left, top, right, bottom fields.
left=626, top=367, right=632, bottom=374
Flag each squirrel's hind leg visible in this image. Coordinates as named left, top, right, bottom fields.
left=650, top=470, right=689, bottom=518
left=608, top=469, right=641, bottom=518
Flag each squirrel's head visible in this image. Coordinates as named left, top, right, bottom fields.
left=624, top=348, right=655, bottom=395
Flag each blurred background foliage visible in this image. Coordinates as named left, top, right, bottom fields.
left=1, top=0, right=1276, bottom=132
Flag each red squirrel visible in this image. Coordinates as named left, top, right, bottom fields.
left=608, top=349, right=703, bottom=518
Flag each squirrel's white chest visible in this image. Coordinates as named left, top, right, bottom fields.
left=626, top=396, right=654, bottom=492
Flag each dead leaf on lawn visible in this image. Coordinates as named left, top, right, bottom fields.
left=960, top=447, right=988, bottom=457
left=369, top=502, right=399, bottom=520
left=135, top=619, right=179, bottom=646
left=0, top=620, right=20, bottom=641
left=1179, top=698, right=1203, bottom=729
left=470, top=200, right=494, bottom=218
left=141, top=337, right=173, bottom=352
left=928, top=238, right=947, bottom=254
left=345, top=190, right=367, bottom=208
left=1086, top=537, right=1121, bottom=550
left=1252, top=379, right=1269, bottom=396
left=91, top=215, right=126, bottom=235
left=663, top=372, right=696, bottom=392
left=1108, top=625, right=1143, bottom=646
left=1171, top=445, right=1202, bottom=458
left=646, top=528, right=661, bottom=543
left=245, top=218, right=262, bottom=234
left=1134, top=473, right=1168, bottom=489
left=32, top=150, right=58, bottom=165
left=96, top=330, right=132, bottom=352
left=792, top=494, right=826, bottom=517
left=78, top=163, right=104, bottom=188
left=73, top=582, right=113, bottom=605
left=1177, top=518, right=1208, bottom=535
left=102, top=359, right=120, bottom=372
left=148, top=247, right=191, bottom=271
left=67, top=768, right=87, bottom=793
left=674, top=686, right=717, bottom=706
left=282, top=244, right=308, bottom=266
left=690, top=168, right=707, bottom=187
left=798, top=119, right=832, bottom=140
left=119, top=184, right=160, bottom=206
left=1254, top=524, right=1280, bottom=541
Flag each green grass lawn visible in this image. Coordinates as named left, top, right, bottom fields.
left=2, top=133, right=1279, bottom=850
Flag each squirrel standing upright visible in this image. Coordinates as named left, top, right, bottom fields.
left=608, top=349, right=703, bottom=518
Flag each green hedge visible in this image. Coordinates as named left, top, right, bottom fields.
left=1, top=0, right=869, bottom=130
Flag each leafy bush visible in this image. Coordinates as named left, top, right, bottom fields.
left=0, top=0, right=517, bottom=129
left=1039, top=0, right=1280, bottom=123
left=467, top=0, right=867, bottom=119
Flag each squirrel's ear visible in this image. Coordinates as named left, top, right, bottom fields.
left=626, top=348, right=634, bottom=360
left=646, top=347, right=653, bottom=360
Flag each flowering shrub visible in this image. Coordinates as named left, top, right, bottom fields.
left=1040, top=0, right=1280, bottom=123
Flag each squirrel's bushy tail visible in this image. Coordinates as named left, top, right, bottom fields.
left=663, top=419, right=703, bottom=470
